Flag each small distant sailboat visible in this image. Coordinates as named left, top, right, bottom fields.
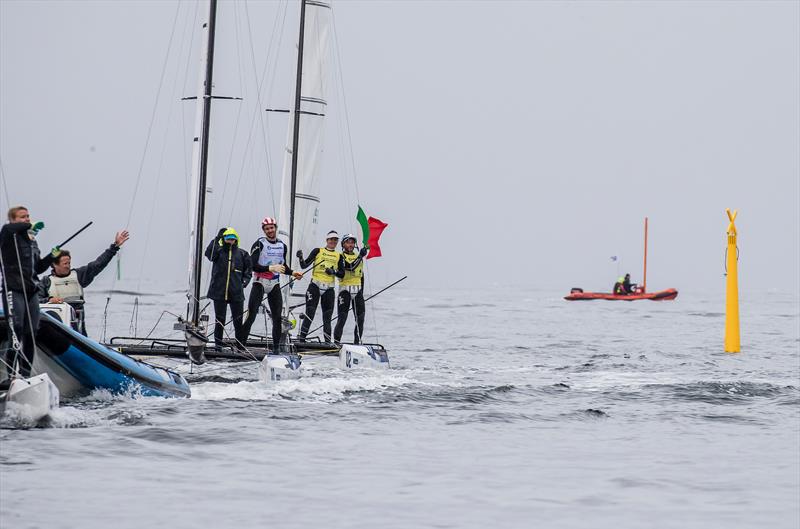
left=565, top=217, right=678, bottom=301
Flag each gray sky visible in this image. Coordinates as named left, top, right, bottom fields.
left=1, top=0, right=798, bottom=295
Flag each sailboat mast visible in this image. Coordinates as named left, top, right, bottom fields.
left=287, top=0, right=308, bottom=261
left=189, top=0, right=219, bottom=326
left=642, top=217, right=648, bottom=294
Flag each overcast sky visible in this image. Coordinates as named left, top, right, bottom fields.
left=1, top=0, right=798, bottom=297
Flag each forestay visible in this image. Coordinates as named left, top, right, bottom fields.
left=278, top=0, right=332, bottom=300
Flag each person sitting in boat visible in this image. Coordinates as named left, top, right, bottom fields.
left=622, top=273, right=637, bottom=294
left=333, top=234, right=368, bottom=345
left=205, top=227, right=252, bottom=351
left=241, top=217, right=303, bottom=353
left=613, top=273, right=636, bottom=295
left=1, top=206, right=58, bottom=382
left=37, top=230, right=130, bottom=336
left=295, top=230, right=345, bottom=343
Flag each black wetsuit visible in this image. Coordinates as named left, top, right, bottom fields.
left=296, top=248, right=344, bottom=342
left=242, top=237, right=295, bottom=352
left=0, top=222, right=55, bottom=378
left=37, top=243, right=120, bottom=335
left=334, top=250, right=366, bottom=344
left=205, top=235, right=252, bottom=348
left=622, top=277, right=633, bottom=294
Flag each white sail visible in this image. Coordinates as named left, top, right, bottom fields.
left=278, top=0, right=332, bottom=301
left=186, top=0, right=212, bottom=309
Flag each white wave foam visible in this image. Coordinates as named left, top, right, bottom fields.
left=191, top=369, right=415, bottom=402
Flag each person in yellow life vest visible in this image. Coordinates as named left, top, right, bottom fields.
left=613, top=273, right=635, bottom=295
left=38, top=230, right=130, bottom=336
left=333, top=234, right=368, bottom=344
left=295, top=230, right=344, bottom=342
left=205, top=227, right=252, bottom=350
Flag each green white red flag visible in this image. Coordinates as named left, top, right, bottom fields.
left=356, top=206, right=388, bottom=259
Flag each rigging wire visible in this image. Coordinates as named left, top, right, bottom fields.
left=104, top=0, right=186, bottom=342
left=123, top=0, right=184, bottom=230
left=216, top=0, right=248, bottom=230
left=136, top=0, right=194, bottom=296
left=0, top=156, right=11, bottom=211
left=221, top=0, right=287, bottom=226
left=244, top=0, right=286, bottom=216
left=330, top=4, right=381, bottom=344
left=181, top=0, right=201, bottom=240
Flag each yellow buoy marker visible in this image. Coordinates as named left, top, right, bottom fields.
left=724, top=209, right=740, bottom=353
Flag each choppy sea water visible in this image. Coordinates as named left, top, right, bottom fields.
left=1, top=284, right=798, bottom=529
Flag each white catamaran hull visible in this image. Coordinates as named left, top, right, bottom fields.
left=0, top=373, right=60, bottom=423
left=258, top=354, right=302, bottom=382
left=339, top=344, right=390, bottom=370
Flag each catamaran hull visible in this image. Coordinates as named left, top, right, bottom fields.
left=564, top=288, right=678, bottom=301
left=258, top=354, right=302, bottom=382
left=0, top=373, right=59, bottom=422
left=339, top=344, right=390, bottom=369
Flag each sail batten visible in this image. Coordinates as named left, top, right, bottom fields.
left=278, top=0, right=332, bottom=308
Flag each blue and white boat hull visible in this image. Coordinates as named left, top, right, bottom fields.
left=1, top=308, right=190, bottom=399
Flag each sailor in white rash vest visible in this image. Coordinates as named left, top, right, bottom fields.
left=38, top=230, right=129, bottom=336
left=241, top=217, right=302, bottom=352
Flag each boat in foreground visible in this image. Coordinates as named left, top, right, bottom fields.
left=2, top=305, right=190, bottom=399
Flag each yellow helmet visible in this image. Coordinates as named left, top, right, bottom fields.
left=221, top=227, right=240, bottom=243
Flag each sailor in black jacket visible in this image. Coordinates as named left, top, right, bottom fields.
left=0, top=206, right=56, bottom=379
left=38, top=230, right=130, bottom=336
left=205, top=227, right=252, bottom=349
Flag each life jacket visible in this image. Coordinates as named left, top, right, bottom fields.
left=340, top=252, right=363, bottom=287
left=311, top=247, right=341, bottom=284
left=48, top=270, right=84, bottom=300
left=255, top=237, right=286, bottom=280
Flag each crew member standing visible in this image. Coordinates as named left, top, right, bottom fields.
left=205, top=227, right=252, bottom=350
left=241, top=217, right=302, bottom=352
left=0, top=206, right=57, bottom=381
left=295, top=230, right=344, bottom=342
left=333, top=234, right=368, bottom=344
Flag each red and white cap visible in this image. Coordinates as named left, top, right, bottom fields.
left=261, top=217, right=277, bottom=227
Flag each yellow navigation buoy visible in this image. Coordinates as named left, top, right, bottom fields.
left=725, top=209, right=740, bottom=353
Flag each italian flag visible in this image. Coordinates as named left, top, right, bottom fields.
left=356, top=206, right=388, bottom=259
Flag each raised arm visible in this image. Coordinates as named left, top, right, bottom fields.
left=75, top=244, right=120, bottom=287
left=297, top=247, right=319, bottom=269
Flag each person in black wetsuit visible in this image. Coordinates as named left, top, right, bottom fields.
left=613, top=273, right=636, bottom=295
left=0, top=206, right=57, bottom=381
left=622, top=273, right=634, bottom=294
left=37, top=230, right=130, bottom=335
left=295, top=230, right=344, bottom=342
left=205, top=227, right=252, bottom=350
left=241, top=217, right=302, bottom=352
left=333, top=234, right=368, bottom=344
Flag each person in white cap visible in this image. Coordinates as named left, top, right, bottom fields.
left=242, top=217, right=302, bottom=352
left=333, top=233, right=368, bottom=344
left=295, top=230, right=344, bottom=342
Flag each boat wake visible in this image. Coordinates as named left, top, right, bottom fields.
left=191, top=369, right=415, bottom=403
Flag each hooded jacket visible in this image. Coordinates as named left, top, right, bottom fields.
left=205, top=232, right=252, bottom=302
